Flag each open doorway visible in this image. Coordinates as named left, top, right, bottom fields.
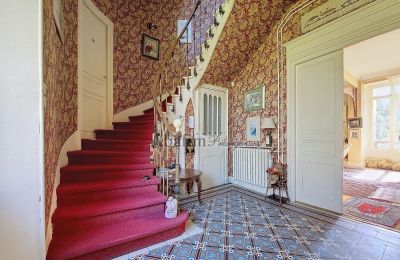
left=286, top=0, right=400, bottom=225
left=343, top=28, right=400, bottom=231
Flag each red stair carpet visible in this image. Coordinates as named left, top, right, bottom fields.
left=47, top=108, right=188, bottom=260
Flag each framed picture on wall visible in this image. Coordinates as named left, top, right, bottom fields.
left=244, top=86, right=265, bottom=112
left=141, top=34, right=160, bottom=60
left=347, top=117, right=362, bottom=128
left=349, top=129, right=359, bottom=139
left=246, top=117, right=261, bottom=142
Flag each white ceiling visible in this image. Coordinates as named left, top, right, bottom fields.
left=344, top=28, right=400, bottom=81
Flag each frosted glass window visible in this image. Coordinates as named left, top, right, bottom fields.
left=218, top=97, right=222, bottom=135
left=208, top=95, right=212, bottom=135
left=213, top=96, right=217, bottom=135
left=203, top=94, right=208, bottom=135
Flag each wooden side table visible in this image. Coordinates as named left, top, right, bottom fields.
left=162, top=168, right=203, bottom=203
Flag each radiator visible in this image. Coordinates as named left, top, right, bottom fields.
left=233, top=147, right=270, bottom=188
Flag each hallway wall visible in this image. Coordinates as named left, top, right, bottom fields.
left=0, top=0, right=44, bottom=259
left=201, top=0, right=375, bottom=175
left=92, top=0, right=225, bottom=114
left=43, top=0, right=79, bottom=228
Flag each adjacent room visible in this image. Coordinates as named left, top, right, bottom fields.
left=343, top=28, right=400, bottom=230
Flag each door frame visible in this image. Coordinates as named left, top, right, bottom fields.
left=286, top=0, right=400, bottom=203
left=78, top=0, right=114, bottom=136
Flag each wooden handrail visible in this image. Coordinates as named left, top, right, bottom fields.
left=152, top=0, right=202, bottom=134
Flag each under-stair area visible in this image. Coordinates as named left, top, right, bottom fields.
left=46, top=108, right=188, bottom=260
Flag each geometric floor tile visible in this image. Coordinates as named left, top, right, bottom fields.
left=126, top=185, right=400, bottom=260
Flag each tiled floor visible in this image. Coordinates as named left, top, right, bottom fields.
left=116, top=185, right=400, bottom=259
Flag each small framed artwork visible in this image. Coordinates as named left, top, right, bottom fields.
left=349, top=129, right=359, bottom=139
left=177, top=20, right=193, bottom=44
left=53, top=0, right=64, bottom=43
left=244, top=86, right=265, bottom=112
left=347, top=117, right=362, bottom=128
left=185, top=137, right=195, bottom=154
left=246, top=117, right=261, bottom=142
left=141, top=34, right=160, bottom=60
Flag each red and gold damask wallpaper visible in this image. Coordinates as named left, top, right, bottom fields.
left=184, top=99, right=195, bottom=169
left=92, top=0, right=225, bottom=113
left=43, top=0, right=78, bottom=228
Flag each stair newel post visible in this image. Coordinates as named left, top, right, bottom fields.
left=193, top=7, right=198, bottom=78
left=172, top=118, right=182, bottom=200
left=200, top=6, right=206, bottom=62
left=186, top=21, right=191, bottom=90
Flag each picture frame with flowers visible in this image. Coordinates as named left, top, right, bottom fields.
left=141, top=34, right=160, bottom=60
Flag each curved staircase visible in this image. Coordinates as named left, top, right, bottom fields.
left=47, top=0, right=235, bottom=258
left=47, top=108, right=188, bottom=260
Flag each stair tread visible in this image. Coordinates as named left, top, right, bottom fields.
left=61, top=164, right=154, bottom=173
left=113, top=121, right=154, bottom=126
left=57, top=176, right=160, bottom=195
left=82, top=139, right=151, bottom=145
left=143, top=107, right=154, bottom=114
left=53, top=191, right=166, bottom=221
left=95, top=129, right=152, bottom=133
left=68, top=150, right=151, bottom=156
left=128, top=114, right=154, bottom=119
left=47, top=212, right=188, bottom=260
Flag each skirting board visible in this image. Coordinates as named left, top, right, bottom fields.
left=228, top=177, right=267, bottom=194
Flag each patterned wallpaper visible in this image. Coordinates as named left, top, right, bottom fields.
left=184, top=99, right=195, bottom=169
left=92, top=0, right=225, bottom=114
left=202, top=0, right=293, bottom=87
left=43, top=0, right=78, bottom=228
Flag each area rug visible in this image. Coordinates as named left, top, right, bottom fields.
left=369, top=187, right=400, bottom=204
left=343, top=180, right=378, bottom=198
left=343, top=168, right=400, bottom=199
left=344, top=197, right=400, bottom=228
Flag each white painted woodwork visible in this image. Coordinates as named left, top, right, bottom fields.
left=78, top=0, right=113, bottom=139
left=295, top=51, right=344, bottom=213
left=286, top=0, right=400, bottom=212
left=197, top=86, right=228, bottom=189
left=0, top=1, right=45, bottom=259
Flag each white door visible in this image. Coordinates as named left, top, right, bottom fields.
left=295, top=51, right=343, bottom=213
left=197, top=86, right=228, bottom=190
left=78, top=0, right=113, bottom=139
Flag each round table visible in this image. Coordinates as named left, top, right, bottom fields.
left=164, top=168, right=203, bottom=203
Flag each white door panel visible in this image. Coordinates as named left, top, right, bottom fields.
left=79, top=0, right=111, bottom=139
left=295, top=51, right=343, bottom=213
left=198, top=86, right=228, bottom=189
left=199, top=147, right=226, bottom=190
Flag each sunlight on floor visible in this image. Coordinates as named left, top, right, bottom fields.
left=381, top=172, right=400, bottom=183
left=352, top=169, right=386, bottom=181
